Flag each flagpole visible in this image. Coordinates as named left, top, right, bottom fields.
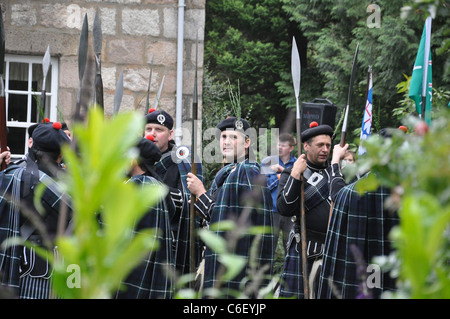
left=421, top=16, right=431, bottom=120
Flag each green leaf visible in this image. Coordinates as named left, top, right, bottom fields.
left=198, top=229, right=228, bottom=255
left=218, top=253, right=247, bottom=282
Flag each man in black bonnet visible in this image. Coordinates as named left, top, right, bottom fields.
left=186, top=116, right=275, bottom=298
left=0, top=122, right=72, bottom=299
left=276, top=121, right=335, bottom=299
left=143, top=109, right=203, bottom=277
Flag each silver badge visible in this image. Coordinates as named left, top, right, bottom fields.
left=176, top=146, right=189, bottom=160
left=307, top=172, right=324, bottom=187
left=235, top=120, right=243, bottom=130
left=157, top=114, right=166, bottom=125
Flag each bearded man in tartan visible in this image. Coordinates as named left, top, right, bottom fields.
left=0, top=122, right=71, bottom=299
left=144, top=109, right=203, bottom=276
left=116, top=137, right=175, bottom=299
left=187, top=116, right=275, bottom=298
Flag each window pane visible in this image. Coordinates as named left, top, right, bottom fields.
left=8, top=62, right=29, bottom=82
left=8, top=90, right=28, bottom=122
left=8, top=127, right=26, bottom=155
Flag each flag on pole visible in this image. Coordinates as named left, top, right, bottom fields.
left=359, top=64, right=373, bottom=156
left=409, top=17, right=432, bottom=125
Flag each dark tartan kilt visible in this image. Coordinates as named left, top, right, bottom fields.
left=278, top=240, right=306, bottom=299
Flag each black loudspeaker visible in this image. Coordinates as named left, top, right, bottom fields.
left=300, top=98, right=338, bottom=132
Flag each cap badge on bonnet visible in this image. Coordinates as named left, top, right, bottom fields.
left=146, top=108, right=174, bottom=129
left=235, top=120, right=243, bottom=130
left=157, top=114, right=166, bottom=125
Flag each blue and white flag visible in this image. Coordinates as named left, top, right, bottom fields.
left=359, top=66, right=373, bottom=156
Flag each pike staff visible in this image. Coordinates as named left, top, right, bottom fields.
left=0, top=13, right=7, bottom=171
left=189, top=32, right=199, bottom=283
left=291, top=36, right=309, bottom=298
left=113, top=70, right=124, bottom=117
left=328, top=43, right=359, bottom=237
left=340, top=43, right=359, bottom=147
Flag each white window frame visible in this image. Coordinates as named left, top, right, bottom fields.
left=5, top=54, right=59, bottom=157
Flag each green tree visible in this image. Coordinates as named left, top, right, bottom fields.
left=281, top=0, right=449, bottom=143
left=205, top=0, right=296, bottom=129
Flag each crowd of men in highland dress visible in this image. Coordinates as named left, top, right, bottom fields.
left=0, top=106, right=400, bottom=299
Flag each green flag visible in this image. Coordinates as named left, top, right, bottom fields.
left=409, top=17, right=432, bottom=125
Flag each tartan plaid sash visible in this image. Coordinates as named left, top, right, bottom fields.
left=203, top=160, right=275, bottom=296
left=317, top=181, right=399, bottom=299
left=116, top=175, right=175, bottom=299
left=154, top=145, right=203, bottom=275
left=0, top=166, right=23, bottom=293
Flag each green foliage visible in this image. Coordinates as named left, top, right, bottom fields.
left=48, top=109, right=166, bottom=298
left=205, top=0, right=293, bottom=129
left=394, top=74, right=450, bottom=124
left=191, top=218, right=275, bottom=299
left=346, top=109, right=450, bottom=298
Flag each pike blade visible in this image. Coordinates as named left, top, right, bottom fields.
left=39, top=46, right=51, bottom=122
left=291, top=37, right=301, bottom=118
left=78, top=14, right=89, bottom=81
left=346, top=43, right=359, bottom=108
left=145, top=57, right=154, bottom=114
left=93, top=11, right=102, bottom=55
left=291, top=37, right=301, bottom=98
left=114, top=70, right=124, bottom=116
left=42, top=46, right=51, bottom=81
left=153, top=73, right=166, bottom=109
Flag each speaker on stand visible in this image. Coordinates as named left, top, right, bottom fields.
left=300, top=98, right=338, bottom=133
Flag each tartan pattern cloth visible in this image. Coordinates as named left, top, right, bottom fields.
left=0, top=166, right=24, bottom=294
left=116, top=175, right=175, bottom=299
left=154, top=146, right=203, bottom=275
left=276, top=165, right=332, bottom=218
left=303, top=167, right=331, bottom=212
left=277, top=237, right=311, bottom=299
left=0, top=164, right=72, bottom=299
left=203, top=160, right=275, bottom=297
left=317, top=180, right=399, bottom=299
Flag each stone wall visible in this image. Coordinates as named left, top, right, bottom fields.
left=1, top=0, right=205, bottom=126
